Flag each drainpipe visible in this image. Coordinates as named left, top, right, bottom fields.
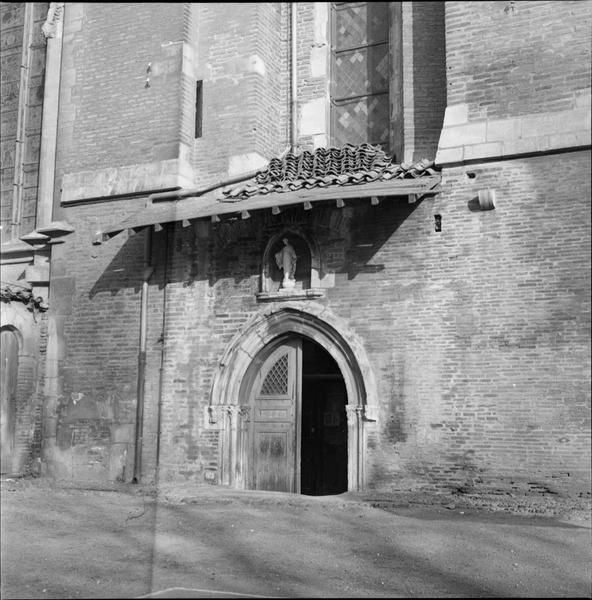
left=290, top=2, right=298, bottom=152
left=132, top=228, right=153, bottom=483
left=149, top=168, right=265, bottom=203
left=11, top=2, right=35, bottom=239
left=154, top=224, right=170, bottom=484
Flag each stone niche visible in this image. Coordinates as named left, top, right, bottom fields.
left=258, top=229, right=323, bottom=301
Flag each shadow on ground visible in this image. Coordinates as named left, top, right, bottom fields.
left=1, top=478, right=590, bottom=599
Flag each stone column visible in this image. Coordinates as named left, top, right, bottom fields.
left=227, top=405, right=240, bottom=487
left=345, top=404, right=363, bottom=491
left=37, top=2, right=65, bottom=228
left=236, top=405, right=251, bottom=489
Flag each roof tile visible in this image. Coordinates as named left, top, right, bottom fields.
left=223, top=143, right=438, bottom=201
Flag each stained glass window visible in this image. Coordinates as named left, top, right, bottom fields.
left=330, top=2, right=391, bottom=152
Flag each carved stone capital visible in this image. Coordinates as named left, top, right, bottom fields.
left=238, top=405, right=251, bottom=422
left=207, top=404, right=226, bottom=425
left=345, top=404, right=363, bottom=424
left=208, top=404, right=251, bottom=426
left=42, top=2, right=65, bottom=39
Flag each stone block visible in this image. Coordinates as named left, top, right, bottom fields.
left=434, top=145, right=464, bottom=166
left=61, top=159, right=196, bottom=203
left=227, top=152, right=269, bottom=178
left=463, top=141, right=503, bottom=161
left=485, top=118, right=522, bottom=143
left=574, top=88, right=591, bottom=108
left=110, top=423, right=134, bottom=444
left=309, top=46, right=327, bottom=78
left=442, top=103, right=469, bottom=127
left=300, top=97, right=327, bottom=136
left=108, top=443, right=129, bottom=481
left=438, top=122, right=487, bottom=148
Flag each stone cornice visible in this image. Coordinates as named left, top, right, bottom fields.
left=60, top=158, right=195, bottom=204
left=435, top=89, right=591, bottom=166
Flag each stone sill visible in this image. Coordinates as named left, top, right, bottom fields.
left=256, top=289, right=326, bottom=302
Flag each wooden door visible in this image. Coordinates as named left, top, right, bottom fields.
left=250, top=339, right=302, bottom=493
left=1, top=329, right=19, bottom=474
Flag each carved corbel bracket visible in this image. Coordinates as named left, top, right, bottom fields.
left=42, top=2, right=65, bottom=39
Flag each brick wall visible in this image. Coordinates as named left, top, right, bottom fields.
left=46, top=197, right=154, bottom=480
left=0, top=301, right=47, bottom=475
left=401, top=1, right=446, bottom=162
left=0, top=2, right=48, bottom=238
left=55, top=3, right=186, bottom=183
left=40, top=2, right=590, bottom=495
left=192, top=2, right=289, bottom=186
left=153, top=150, right=590, bottom=495
left=445, top=0, right=591, bottom=121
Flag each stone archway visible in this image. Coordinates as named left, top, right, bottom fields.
left=208, top=302, right=378, bottom=492
left=0, top=304, right=42, bottom=475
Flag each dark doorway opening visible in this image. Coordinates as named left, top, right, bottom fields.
left=300, top=338, right=348, bottom=495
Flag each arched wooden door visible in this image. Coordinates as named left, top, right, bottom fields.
left=1, top=328, right=19, bottom=474
left=249, top=338, right=302, bottom=493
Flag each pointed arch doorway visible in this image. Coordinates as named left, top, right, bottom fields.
left=241, top=335, right=348, bottom=495
left=209, top=304, right=378, bottom=494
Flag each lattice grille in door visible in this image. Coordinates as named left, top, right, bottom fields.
left=260, top=353, right=289, bottom=396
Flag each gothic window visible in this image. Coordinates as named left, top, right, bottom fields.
left=330, top=2, right=391, bottom=153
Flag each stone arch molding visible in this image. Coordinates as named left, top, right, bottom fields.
left=208, top=302, right=378, bottom=491
left=0, top=303, right=40, bottom=358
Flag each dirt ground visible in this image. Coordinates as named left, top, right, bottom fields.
left=1, top=476, right=590, bottom=599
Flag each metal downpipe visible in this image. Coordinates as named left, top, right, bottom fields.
left=154, top=224, right=170, bottom=484
left=132, top=228, right=153, bottom=483
left=290, top=2, right=298, bottom=152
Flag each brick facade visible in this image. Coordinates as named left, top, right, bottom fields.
left=0, top=2, right=50, bottom=476
left=444, top=0, right=591, bottom=121
left=2, top=2, right=588, bottom=497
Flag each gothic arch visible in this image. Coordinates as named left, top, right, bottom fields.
left=208, top=302, right=378, bottom=491
left=0, top=304, right=39, bottom=358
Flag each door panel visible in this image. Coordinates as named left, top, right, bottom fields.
left=1, top=329, right=18, bottom=474
left=254, top=429, right=291, bottom=492
left=251, top=339, right=301, bottom=492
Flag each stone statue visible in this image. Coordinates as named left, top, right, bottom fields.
left=275, top=238, right=297, bottom=290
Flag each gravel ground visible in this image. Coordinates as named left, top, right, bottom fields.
left=1, top=476, right=590, bottom=599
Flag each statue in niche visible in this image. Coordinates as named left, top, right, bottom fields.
left=275, top=238, right=297, bottom=290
